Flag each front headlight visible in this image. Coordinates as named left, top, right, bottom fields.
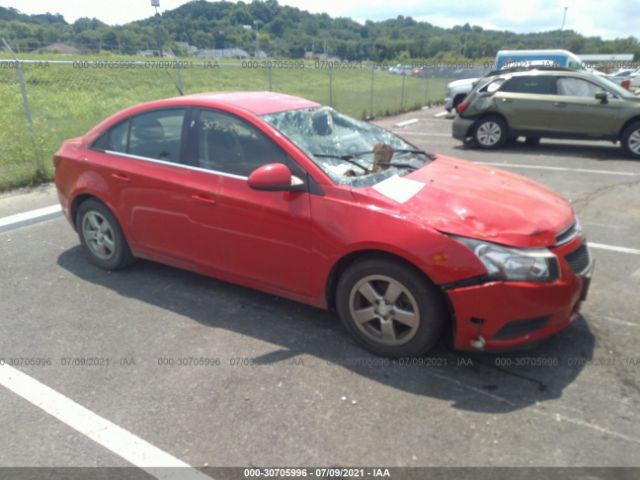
left=454, top=236, right=559, bottom=282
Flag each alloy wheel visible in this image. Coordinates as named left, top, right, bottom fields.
left=348, top=275, right=421, bottom=346
left=629, top=129, right=640, bottom=155
left=82, top=211, right=116, bottom=260
left=476, top=121, right=502, bottom=146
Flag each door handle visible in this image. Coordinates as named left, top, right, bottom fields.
left=191, top=194, right=217, bottom=205
left=111, top=173, right=130, bottom=183
left=554, top=102, right=568, bottom=108
left=500, top=98, right=513, bottom=103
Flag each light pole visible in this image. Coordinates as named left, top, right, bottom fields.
left=559, top=6, right=568, bottom=48
left=151, top=0, right=163, bottom=57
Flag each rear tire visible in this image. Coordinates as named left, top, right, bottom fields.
left=336, top=258, right=446, bottom=357
left=621, top=121, right=640, bottom=159
left=473, top=116, right=508, bottom=149
left=76, top=199, right=135, bottom=270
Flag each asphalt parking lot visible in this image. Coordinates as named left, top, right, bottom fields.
left=1, top=107, right=639, bottom=477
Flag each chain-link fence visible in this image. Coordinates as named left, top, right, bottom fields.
left=0, top=52, right=454, bottom=191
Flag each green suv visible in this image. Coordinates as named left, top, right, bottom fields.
left=452, top=68, right=640, bottom=158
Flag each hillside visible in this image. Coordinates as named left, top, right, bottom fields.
left=0, top=1, right=638, bottom=61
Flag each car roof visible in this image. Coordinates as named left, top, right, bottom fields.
left=84, top=91, right=322, bottom=142
left=182, top=91, right=320, bottom=115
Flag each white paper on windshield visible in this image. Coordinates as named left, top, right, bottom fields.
left=372, top=175, right=425, bottom=203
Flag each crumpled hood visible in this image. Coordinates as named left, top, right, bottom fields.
left=362, top=156, right=574, bottom=248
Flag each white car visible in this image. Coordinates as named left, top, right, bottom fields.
left=444, top=77, right=479, bottom=112
left=630, top=69, right=640, bottom=90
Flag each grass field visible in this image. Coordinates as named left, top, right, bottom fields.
left=0, top=54, right=450, bottom=191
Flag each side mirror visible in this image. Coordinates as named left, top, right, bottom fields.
left=247, top=163, right=304, bottom=191
left=595, top=92, right=608, bottom=104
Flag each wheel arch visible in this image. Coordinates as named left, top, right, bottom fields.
left=70, top=193, right=96, bottom=230
left=475, top=111, right=510, bottom=130
left=70, top=192, right=127, bottom=241
left=618, top=116, right=640, bottom=140
left=325, top=249, right=447, bottom=313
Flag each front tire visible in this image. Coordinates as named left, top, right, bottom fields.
left=621, top=121, right=640, bottom=159
left=473, top=116, right=508, bottom=149
left=76, top=199, right=135, bottom=270
left=336, top=258, right=446, bottom=357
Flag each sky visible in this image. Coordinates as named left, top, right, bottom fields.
left=2, top=0, right=638, bottom=40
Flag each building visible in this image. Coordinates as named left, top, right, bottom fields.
left=175, top=41, right=199, bottom=56
left=36, top=42, right=81, bottom=55
left=136, top=48, right=176, bottom=58
left=578, top=54, right=635, bottom=64
left=196, top=48, right=250, bottom=59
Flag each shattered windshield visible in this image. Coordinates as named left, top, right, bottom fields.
left=261, top=106, right=435, bottom=187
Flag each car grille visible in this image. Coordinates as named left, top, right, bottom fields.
left=564, top=244, right=591, bottom=276
left=555, top=220, right=580, bottom=246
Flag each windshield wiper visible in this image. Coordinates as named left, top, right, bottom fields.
left=311, top=153, right=372, bottom=173
left=376, top=162, right=419, bottom=170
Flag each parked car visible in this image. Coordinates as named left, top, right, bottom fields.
left=452, top=68, right=640, bottom=158
left=607, top=68, right=636, bottom=90
left=445, top=77, right=480, bottom=112
left=54, top=92, right=592, bottom=357
left=630, top=68, right=640, bottom=90
left=388, top=64, right=413, bottom=76
left=445, top=49, right=585, bottom=112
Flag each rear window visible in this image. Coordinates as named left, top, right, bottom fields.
left=500, top=76, right=557, bottom=94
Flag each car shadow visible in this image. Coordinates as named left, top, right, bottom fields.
left=58, top=246, right=595, bottom=414
left=455, top=140, right=628, bottom=161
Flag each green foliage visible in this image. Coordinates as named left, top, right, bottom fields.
left=0, top=2, right=638, bottom=60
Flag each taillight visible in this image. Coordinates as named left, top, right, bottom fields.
left=456, top=100, right=469, bottom=115
left=622, top=79, right=631, bottom=90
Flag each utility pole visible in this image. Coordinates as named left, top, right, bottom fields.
left=151, top=0, right=163, bottom=57
left=559, top=6, right=568, bottom=48
left=254, top=21, right=261, bottom=57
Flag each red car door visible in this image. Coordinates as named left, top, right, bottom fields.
left=188, top=108, right=314, bottom=296
left=91, top=108, right=198, bottom=266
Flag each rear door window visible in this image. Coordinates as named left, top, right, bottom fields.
left=500, top=76, right=557, bottom=94
left=128, top=109, right=187, bottom=163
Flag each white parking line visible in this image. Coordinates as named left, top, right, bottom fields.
left=475, top=161, right=639, bottom=177
left=0, top=204, right=61, bottom=228
left=603, top=316, right=638, bottom=328
left=393, top=118, right=419, bottom=128
left=0, top=364, right=212, bottom=480
left=589, top=242, right=640, bottom=255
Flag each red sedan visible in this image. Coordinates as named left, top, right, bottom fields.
left=54, top=92, right=593, bottom=357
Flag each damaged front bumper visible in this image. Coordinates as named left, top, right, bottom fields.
left=444, top=238, right=593, bottom=351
